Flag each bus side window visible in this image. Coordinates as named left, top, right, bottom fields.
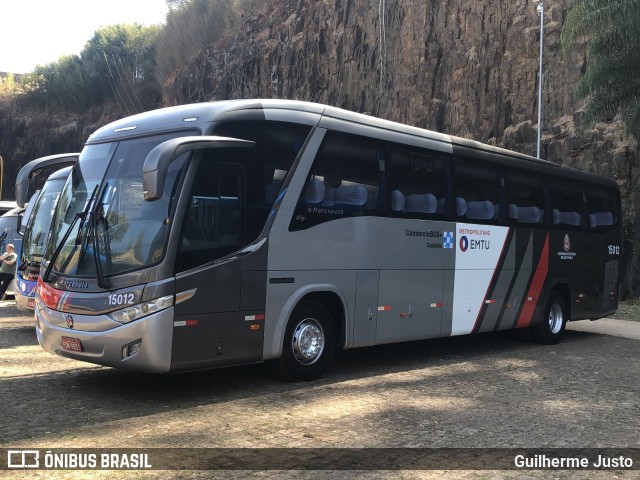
left=289, top=131, right=384, bottom=231
left=211, top=120, right=313, bottom=240
left=506, top=169, right=545, bottom=226
left=587, top=186, right=619, bottom=231
left=454, top=160, right=504, bottom=224
left=551, top=181, right=587, bottom=230
left=388, top=143, right=452, bottom=220
left=176, top=162, right=245, bottom=272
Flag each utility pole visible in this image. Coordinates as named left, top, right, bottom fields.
left=536, top=1, right=545, bottom=159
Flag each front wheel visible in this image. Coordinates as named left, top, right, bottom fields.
left=270, top=300, right=336, bottom=381
left=532, top=292, right=566, bottom=344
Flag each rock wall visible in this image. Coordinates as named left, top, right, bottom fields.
left=166, top=0, right=628, bottom=155
left=166, top=0, right=639, bottom=295
left=167, top=0, right=636, bottom=176
left=0, top=106, right=115, bottom=199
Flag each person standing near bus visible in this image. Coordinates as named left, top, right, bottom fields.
left=0, top=244, right=17, bottom=300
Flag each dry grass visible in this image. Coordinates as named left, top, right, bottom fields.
left=614, top=300, right=640, bottom=322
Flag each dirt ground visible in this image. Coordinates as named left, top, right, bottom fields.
left=1, top=297, right=638, bottom=479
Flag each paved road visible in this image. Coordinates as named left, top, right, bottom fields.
left=568, top=318, right=640, bottom=340
left=1, top=299, right=638, bottom=479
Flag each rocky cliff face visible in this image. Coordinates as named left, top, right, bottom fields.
left=0, top=107, right=121, bottom=198
left=167, top=0, right=633, bottom=168
left=165, top=0, right=638, bottom=294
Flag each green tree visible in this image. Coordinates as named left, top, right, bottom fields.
left=82, top=23, right=161, bottom=113
left=561, top=0, right=640, bottom=136
left=12, top=23, right=160, bottom=114
left=563, top=0, right=640, bottom=298
left=154, top=0, right=242, bottom=87
left=0, top=73, right=20, bottom=98
left=17, top=67, right=50, bottom=110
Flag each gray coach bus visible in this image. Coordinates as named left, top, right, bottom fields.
left=15, top=166, right=75, bottom=310
left=36, top=100, right=621, bottom=380
left=13, top=154, right=78, bottom=310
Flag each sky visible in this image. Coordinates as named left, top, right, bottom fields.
left=0, top=0, right=169, bottom=74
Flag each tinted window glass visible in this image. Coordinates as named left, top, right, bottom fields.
left=389, top=143, right=451, bottom=219
left=454, top=160, right=504, bottom=224
left=21, top=178, right=66, bottom=275
left=290, top=131, right=384, bottom=231
left=587, top=186, right=619, bottom=231
left=176, top=121, right=311, bottom=272
left=507, top=170, right=546, bottom=226
left=177, top=162, right=244, bottom=272
left=551, top=181, right=586, bottom=229
left=213, top=121, right=312, bottom=241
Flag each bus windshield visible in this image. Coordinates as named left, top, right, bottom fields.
left=44, top=133, right=192, bottom=277
left=21, top=177, right=67, bottom=271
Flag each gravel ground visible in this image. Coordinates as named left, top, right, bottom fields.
left=1, top=298, right=638, bottom=479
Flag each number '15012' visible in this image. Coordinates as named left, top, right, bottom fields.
left=108, top=293, right=135, bottom=306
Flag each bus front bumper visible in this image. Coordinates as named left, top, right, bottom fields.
left=15, top=278, right=37, bottom=311
left=35, top=302, right=174, bottom=373
left=15, top=292, right=34, bottom=311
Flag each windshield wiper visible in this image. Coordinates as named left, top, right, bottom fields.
left=89, top=212, right=108, bottom=289
left=42, top=185, right=99, bottom=284
left=42, top=212, right=82, bottom=283
left=90, top=183, right=110, bottom=289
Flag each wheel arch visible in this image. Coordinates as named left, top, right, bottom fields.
left=546, top=281, right=572, bottom=321
left=301, top=291, right=346, bottom=349
left=264, top=284, right=348, bottom=360
left=531, top=284, right=571, bottom=344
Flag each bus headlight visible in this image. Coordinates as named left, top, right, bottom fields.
left=107, top=295, right=174, bottom=324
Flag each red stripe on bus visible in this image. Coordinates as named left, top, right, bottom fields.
left=37, top=277, right=62, bottom=310
left=516, top=234, right=549, bottom=328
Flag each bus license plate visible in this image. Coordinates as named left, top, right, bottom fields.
left=61, top=336, right=83, bottom=352
left=28, top=298, right=35, bottom=309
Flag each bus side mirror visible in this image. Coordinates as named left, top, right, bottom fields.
left=17, top=211, right=25, bottom=236
left=18, top=190, right=39, bottom=236
left=142, top=136, right=254, bottom=201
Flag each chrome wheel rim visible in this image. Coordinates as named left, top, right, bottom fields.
left=291, top=318, right=325, bottom=365
left=548, top=303, right=563, bottom=334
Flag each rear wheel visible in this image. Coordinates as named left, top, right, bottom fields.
left=532, top=292, right=566, bottom=344
left=270, top=300, right=336, bottom=381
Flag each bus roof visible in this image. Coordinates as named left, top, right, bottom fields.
left=87, top=100, right=325, bottom=143
left=1, top=206, right=22, bottom=217
left=0, top=200, right=17, bottom=215
left=86, top=99, right=617, bottom=189
left=15, top=153, right=79, bottom=207
left=46, top=165, right=73, bottom=181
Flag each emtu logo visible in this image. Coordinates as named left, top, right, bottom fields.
left=459, top=236, right=469, bottom=252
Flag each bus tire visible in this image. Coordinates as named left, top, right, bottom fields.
left=270, top=300, right=336, bottom=381
left=532, top=292, right=566, bottom=345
